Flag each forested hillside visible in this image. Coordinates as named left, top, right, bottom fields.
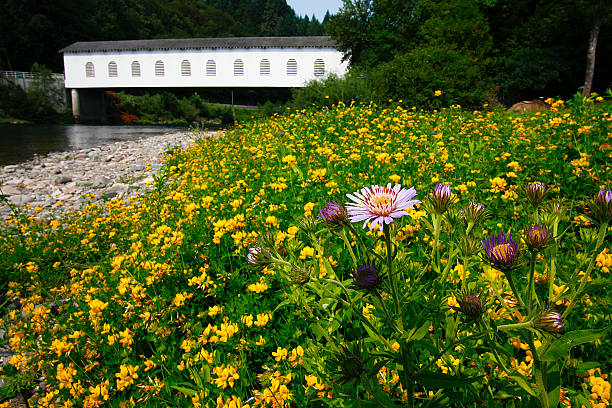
left=0, top=0, right=325, bottom=72
left=204, top=0, right=328, bottom=36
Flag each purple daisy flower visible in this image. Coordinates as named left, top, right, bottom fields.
left=481, top=231, right=520, bottom=270
left=345, top=183, right=420, bottom=231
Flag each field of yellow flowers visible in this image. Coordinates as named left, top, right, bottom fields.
left=0, top=94, right=610, bottom=407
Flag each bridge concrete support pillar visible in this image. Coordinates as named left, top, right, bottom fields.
left=70, top=88, right=107, bottom=124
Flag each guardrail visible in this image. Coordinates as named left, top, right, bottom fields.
left=0, top=70, right=64, bottom=80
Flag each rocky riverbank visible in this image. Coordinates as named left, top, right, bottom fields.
left=0, top=130, right=215, bottom=220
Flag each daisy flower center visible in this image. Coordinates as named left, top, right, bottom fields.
left=367, top=194, right=394, bottom=216
left=491, top=243, right=513, bottom=261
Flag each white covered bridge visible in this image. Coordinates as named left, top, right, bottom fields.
left=60, top=36, right=348, bottom=122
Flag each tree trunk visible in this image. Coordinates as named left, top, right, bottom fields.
left=583, top=5, right=602, bottom=97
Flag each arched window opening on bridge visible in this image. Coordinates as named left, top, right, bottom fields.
left=206, top=60, right=216, bottom=76
left=181, top=60, right=191, bottom=76
left=234, top=59, right=244, bottom=76
left=314, top=59, right=325, bottom=77
left=131, top=61, right=141, bottom=77
left=287, top=59, right=297, bottom=76
left=155, top=61, right=165, bottom=76
left=260, top=59, right=270, bottom=76
left=108, top=61, right=118, bottom=77
left=85, top=62, right=95, bottom=78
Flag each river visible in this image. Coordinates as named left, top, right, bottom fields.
left=0, top=124, right=189, bottom=166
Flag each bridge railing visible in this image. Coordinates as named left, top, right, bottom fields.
left=0, top=70, right=64, bottom=80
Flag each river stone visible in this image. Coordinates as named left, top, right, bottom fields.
left=8, top=195, right=33, bottom=206
left=55, top=175, right=72, bottom=184
left=1, top=186, right=21, bottom=196
left=92, top=176, right=111, bottom=188
left=109, top=183, right=129, bottom=194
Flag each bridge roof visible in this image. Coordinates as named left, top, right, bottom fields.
left=60, top=36, right=337, bottom=53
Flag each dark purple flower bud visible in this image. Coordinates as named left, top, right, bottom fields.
left=319, top=201, right=348, bottom=229
left=431, top=183, right=452, bottom=214
left=481, top=231, right=520, bottom=271
left=526, top=182, right=548, bottom=207
left=534, top=309, right=565, bottom=333
left=525, top=224, right=552, bottom=252
left=333, top=344, right=365, bottom=384
left=353, top=265, right=381, bottom=290
left=247, top=246, right=272, bottom=270
left=590, top=188, right=612, bottom=223
left=458, top=290, right=485, bottom=320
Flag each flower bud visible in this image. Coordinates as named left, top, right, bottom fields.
left=430, top=183, right=452, bottom=214
left=332, top=344, right=366, bottom=384
left=352, top=265, right=381, bottom=290
left=247, top=246, right=273, bottom=270
left=590, top=188, right=612, bottom=223
left=458, top=290, right=485, bottom=320
left=534, top=309, right=565, bottom=333
left=461, top=202, right=488, bottom=225
left=526, top=182, right=548, bottom=208
left=319, top=201, right=349, bottom=229
left=525, top=224, right=552, bottom=252
left=289, top=266, right=310, bottom=285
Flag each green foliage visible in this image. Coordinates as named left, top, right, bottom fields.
left=291, top=72, right=375, bottom=109
left=329, top=0, right=612, bottom=105
left=370, top=45, right=490, bottom=108
left=1, top=0, right=323, bottom=72
left=107, top=91, right=256, bottom=125
left=204, top=0, right=325, bottom=36
left=0, top=65, right=65, bottom=123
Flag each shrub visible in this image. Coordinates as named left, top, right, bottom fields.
left=291, top=70, right=375, bottom=109
left=370, top=45, right=490, bottom=109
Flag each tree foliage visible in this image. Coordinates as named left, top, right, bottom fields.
left=203, top=0, right=326, bottom=37
left=0, top=0, right=325, bottom=72
left=328, top=0, right=612, bottom=106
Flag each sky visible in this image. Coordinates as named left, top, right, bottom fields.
left=285, top=0, right=344, bottom=21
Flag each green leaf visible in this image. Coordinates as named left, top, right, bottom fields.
left=540, top=328, right=607, bottom=362
left=508, top=375, right=537, bottom=397
left=414, top=370, right=482, bottom=389
left=273, top=297, right=294, bottom=313
left=577, top=278, right=610, bottom=295
left=403, top=320, right=431, bottom=343
left=445, top=312, right=457, bottom=342
left=171, top=385, right=198, bottom=397
left=545, top=362, right=561, bottom=408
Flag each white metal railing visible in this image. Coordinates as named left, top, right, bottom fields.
left=0, top=70, right=64, bottom=80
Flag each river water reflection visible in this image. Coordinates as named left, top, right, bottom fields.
left=0, top=124, right=188, bottom=166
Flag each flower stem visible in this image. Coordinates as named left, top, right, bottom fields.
left=547, top=220, right=560, bottom=303
left=339, top=229, right=358, bottom=269
left=562, top=220, right=609, bottom=318
left=433, top=214, right=442, bottom=271
left=527, top=252, right=537, bottom=314
left=384, top=225, right=401, bottom=317
left=504, top=271, right=526, bottom=309
left=496, top=320, right=533, bottom=332
left=462, top=253, right=469, bottom=292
